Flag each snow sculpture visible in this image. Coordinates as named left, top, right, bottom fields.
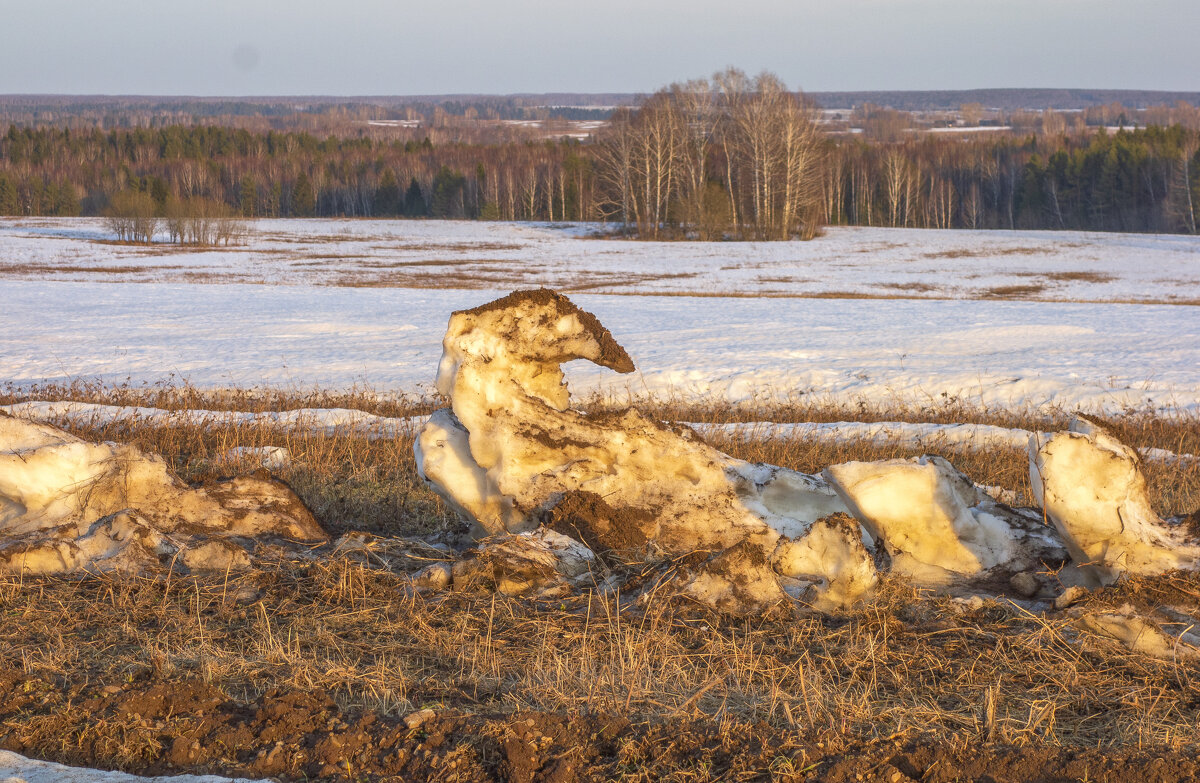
left=824, top=456, right=1067, bottom=585
left=0, top=414, right=326, bottom=574
left=1030, top=416, right=1200, bottom=585
left=415, top=289, right=871, bottom=609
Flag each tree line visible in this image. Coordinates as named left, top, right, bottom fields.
left=822, top=124, right=1199, bottom=233
left=1, top=106, right=1198, bottom=236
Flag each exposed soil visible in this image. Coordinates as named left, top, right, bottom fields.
left=1, top=669, right=1197, bottom=783
left=541, top=489, right=653, bottom=556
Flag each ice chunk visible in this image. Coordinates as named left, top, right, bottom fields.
left=772, top=513, right=878, bottom=611
left=1030, top=417, right=1200, bottom=584
left=450, top=528, right=599, bottom=597
left=679, top=540, right=791, bottom=614
left=1073, top=605, right=1200, bottom=660
left=0, top=413, right=326, bottom=575
left=825, top=455, right=1065, bottom=584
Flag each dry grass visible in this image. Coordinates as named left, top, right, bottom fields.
left=2, top=561, right=1198, bottom=751
left=4, top=380, right=1198, bottom=521
left=0, top=263, right=186, bottom=275
left=387, top=241, right=524, bottom=252
left=1020, top=271, right=1118, bottom=284
left=982, top=283, right=1049, bottom=298
left=2, top=382, right=1200, bottom=762
left=874, top=282, right=938, bottom=293
left=923, top=246, right=1045, bottom=259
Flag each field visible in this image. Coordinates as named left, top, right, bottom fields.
left=2, top=218, right=1200, bottom=782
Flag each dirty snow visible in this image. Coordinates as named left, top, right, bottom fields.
left=0, top=415, right=326, bottom=575
left=415, top=289, right=871, bottom=610
left=0, top=750, right=259, bottom=782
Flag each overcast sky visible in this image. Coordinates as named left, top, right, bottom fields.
left=3, top=0, right=1197, bottom=95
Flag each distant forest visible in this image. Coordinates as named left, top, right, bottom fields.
left=1, top=96, right=1198, bottom=235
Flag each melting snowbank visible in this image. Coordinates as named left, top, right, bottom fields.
left=408, top=288, right=1199, bottom=642
left=0, top=414, right=326, bottom=575
left=415, top=289, right=874, bottom=609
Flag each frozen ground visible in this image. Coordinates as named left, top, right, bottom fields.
left=2, top=217, right=1198, bottom=303
left=1, top=218, right=1197, bottom=414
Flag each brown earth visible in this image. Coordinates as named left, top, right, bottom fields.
left=1, top=669, right=1197, bottom=783
left=541, top=490, right=653, bottom=557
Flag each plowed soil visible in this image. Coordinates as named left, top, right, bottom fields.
left=0, top=670, right=1196, bottom=783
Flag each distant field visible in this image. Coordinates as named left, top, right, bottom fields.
left=2, top=218, right=1198, bottom=304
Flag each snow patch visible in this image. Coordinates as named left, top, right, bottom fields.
left=0, top=750, right=259, bottom=782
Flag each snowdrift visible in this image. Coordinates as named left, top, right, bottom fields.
left=0, top=414, right=326, bottom=575
left=415, top=289, right=1199, bottom=646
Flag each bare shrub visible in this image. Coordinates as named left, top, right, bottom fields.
left=103, top=190, right=158, bottom=243
left=164, top=197, right=249, bottom=246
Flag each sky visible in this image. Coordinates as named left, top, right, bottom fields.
left=3, top=0, right=1198, bottom=95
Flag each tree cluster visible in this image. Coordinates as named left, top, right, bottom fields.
left=595, top=70, right=824, bottom=240
left=0, top=124, right=596, bottom=224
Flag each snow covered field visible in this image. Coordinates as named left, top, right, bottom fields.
left=2, top=217, right=1198, bottom=303
left=2, top=218, right=1198, bottom=413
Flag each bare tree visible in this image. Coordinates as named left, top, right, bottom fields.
left=1169, top=137, right=1199, bottom=234
left=104, top=190, right=157, bottom=243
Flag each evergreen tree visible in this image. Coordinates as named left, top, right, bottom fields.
left=239, top=175, right=257, bottom=217
left=403, top=177, right=426, bottom=217
left=150, top=177, right=171, bottom=215
left=267, top=182, right=282, bottom=217
left=374, top=169, right=401, bottom=216
left=430, top=166, right=465, bottom=218
left=291, top=173, right=316, bottom=217
left=52, top=181, right=80, bottom=216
